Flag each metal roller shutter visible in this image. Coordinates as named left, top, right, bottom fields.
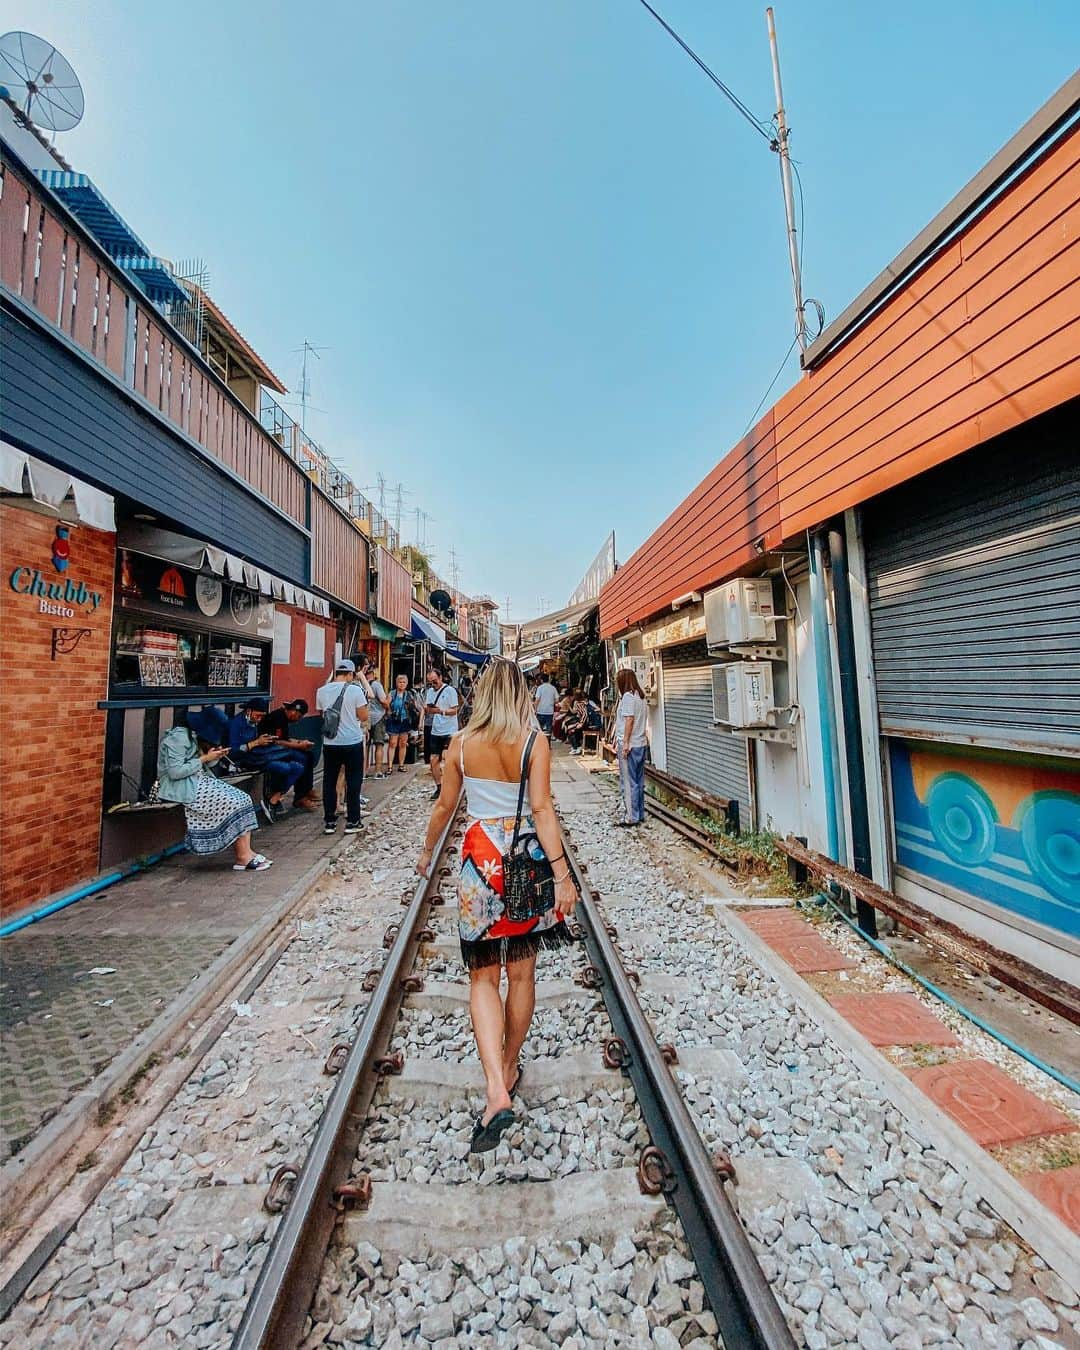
left=863, top=401, right=1080, bottom=755
left=662, top=640, right=752, bottom=823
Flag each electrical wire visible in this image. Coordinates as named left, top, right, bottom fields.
left=634, top=0, right=773, bottom=143
left=743, top=334, right=798, bottom=435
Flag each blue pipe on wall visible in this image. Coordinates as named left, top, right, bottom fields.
left=808, top=532, right=844, bottom=867
left=0, top=844, right=187, bottom=939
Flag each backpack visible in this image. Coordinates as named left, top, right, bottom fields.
left=321, top=683, right=349, bottom=739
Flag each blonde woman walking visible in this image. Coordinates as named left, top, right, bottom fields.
left=417, top=660, right=577, bottom=1153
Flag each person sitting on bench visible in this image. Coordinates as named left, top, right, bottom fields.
left=227, top=698, right=305, bottom=822
left=261, top=698, right=318, bottom=810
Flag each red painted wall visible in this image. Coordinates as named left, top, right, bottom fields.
left=269, top=604, right=337, bottom=709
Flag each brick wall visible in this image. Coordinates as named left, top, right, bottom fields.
left=0, top=505, right=115, bottom=918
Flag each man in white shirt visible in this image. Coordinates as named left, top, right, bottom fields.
left=424, top=668, right=459, bottom=800
left=316, top=660, right=369, bottom=834
left=533, top=676, right=558, bottom=736
left=614, top=668, right=649, bottom=827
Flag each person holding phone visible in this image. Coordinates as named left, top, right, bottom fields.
left=157, top=707, right=271, bottom=871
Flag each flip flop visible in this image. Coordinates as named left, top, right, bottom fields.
left=508, top=1062, right=524, bottom=1100
left=469, top=1108, right=514, bottom=1155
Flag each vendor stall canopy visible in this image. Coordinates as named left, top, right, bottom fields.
left=119, top=522, right=330, bottom=615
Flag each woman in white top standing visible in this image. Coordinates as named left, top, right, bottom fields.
left=614, top=667, right=649, bottom=827
left=417, top=660, right=577, bottom=1153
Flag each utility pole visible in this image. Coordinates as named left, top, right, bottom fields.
left=393, top=482, right=404, bottom=540
left=766, top=7, right=806, bottom=351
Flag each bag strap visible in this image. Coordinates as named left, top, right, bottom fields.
left=330, top=683, right=348, bottom=712
left=510, top=731, right=537, bottom=851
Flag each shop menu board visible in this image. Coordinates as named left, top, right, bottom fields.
left=112, top=550, right=275, bottom=696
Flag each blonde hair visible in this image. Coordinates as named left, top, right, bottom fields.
left=465, top=660, right=533, bottom=744
left=616, top=668, right=645, bottom=698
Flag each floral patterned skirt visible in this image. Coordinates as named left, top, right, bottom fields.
left=458, top=814, right=573, bottom=970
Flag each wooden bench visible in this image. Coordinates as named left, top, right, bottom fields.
left=107, top=770, right=264, bottom=813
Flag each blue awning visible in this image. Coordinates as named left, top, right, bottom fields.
left=410, top=611, right=446, bottom=648
left=113, top=255, right=188, bottom=306
left=37, top=171, right=150, bottom=260
left=451, top=649, right=489, bottom=668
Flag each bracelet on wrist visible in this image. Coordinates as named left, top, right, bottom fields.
left=548, top=851, right=566, bottom=866
left=553, top=868, right=571, bottom=884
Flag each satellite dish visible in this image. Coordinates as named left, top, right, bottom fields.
left=0, top=31, right=85, bottom=133
left=429, top=589, right=452, bottom=615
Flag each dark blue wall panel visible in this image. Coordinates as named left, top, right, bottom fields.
left=1, top=303, right=309, bottom=585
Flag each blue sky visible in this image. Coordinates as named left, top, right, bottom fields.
left=14, top=2, right=1080, bottom=618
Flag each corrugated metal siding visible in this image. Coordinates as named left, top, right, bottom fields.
left=599, top=123, right=1080, bottom=639
left=377, top=544, right=414, bottom=631
left=310, top=490, right=368, bottom=614
left=864, top=399, right=1080, bottom=755
left=662, top=641, right=752, bottom=823
left=1, top=303, right=309, bottom=584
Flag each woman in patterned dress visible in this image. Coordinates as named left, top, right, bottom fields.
left=417, top=660, right=577, bottom=1152
left=158, top=707, right=271, bottom=871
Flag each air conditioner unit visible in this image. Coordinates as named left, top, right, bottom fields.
left=714, top=661, right=774, bottom=727
left=707, top=577, right=775, bottom=648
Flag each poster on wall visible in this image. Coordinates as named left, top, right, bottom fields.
left=889, top=741, right=1079, bottom=940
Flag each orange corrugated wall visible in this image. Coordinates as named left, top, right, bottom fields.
left=600, top=124, right=1080, bottom=638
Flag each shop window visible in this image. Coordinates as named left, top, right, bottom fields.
left=305, top=623, right=326, bottom=667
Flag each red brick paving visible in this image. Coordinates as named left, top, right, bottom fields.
left=829, top=993, right=961, bottom=1047
left=909, top=1059, right=1079, bottom=1148
left=741, top=910, right=857, bottom=973
left=1021, top=1163, right=1080, bottom=1235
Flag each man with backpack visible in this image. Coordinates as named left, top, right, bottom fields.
left=316, top=659, right=369, bottom=834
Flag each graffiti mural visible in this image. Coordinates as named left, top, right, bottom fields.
left=889, top=741, right=1080, bottom=940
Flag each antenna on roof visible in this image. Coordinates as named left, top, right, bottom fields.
left=0, top=31, right=84, bottom=135
left=294, top=339, right=328, bottom=430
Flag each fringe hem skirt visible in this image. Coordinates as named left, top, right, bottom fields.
left=457, top=814, right=573, bottom=971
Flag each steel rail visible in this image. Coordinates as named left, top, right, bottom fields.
left=559, top=820, right=797, bottom=1350
left=232, top=797, right=463, bottom=1350
left=643, top=795, right=740, bottom=876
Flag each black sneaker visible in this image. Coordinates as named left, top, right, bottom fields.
left=344, top=821, right=363, bottom=834
left=259, top=799, right=276, bottom=825
left=430, top=787, right=441, bottom=801
left=323, top=822, right=337, bottom=835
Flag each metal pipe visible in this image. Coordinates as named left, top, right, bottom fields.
left=0, top=844, right=187, bottom=940
left=826, top=524, right=878, bottom=936
left=808, top=531, right=843, bottom=866
left=766, top=6, right=806, bottom=350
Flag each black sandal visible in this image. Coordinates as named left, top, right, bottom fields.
left=469, top=1108, right=514, bottom=1154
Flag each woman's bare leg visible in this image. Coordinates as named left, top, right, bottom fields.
left=502, top=953, right=537, bottom=1090
left=233, top=832, right=255, bottom=865
left=469, top=965, right=511, bottom=1124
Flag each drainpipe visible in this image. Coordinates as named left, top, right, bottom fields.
left=827, top=523, right=878, bottom=937
left=807, top=532, right=843, bottom=867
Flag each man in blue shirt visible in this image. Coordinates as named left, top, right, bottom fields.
left=228, top=698, right=306, bottom=823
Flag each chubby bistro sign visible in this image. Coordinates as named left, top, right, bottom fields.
left=8, top=524, right=105, bottom=619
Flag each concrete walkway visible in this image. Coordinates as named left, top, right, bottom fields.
left=0, top=764, right=426, bottom=1161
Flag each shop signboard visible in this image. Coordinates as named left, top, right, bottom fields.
left=8, top=523, right=105, bottom=619
left=117, top=550, right=274, bottom=638
left=641, top=611, right=706, bottom=650
left=568, top=532, right=616, bottom=608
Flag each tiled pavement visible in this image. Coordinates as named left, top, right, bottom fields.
left=0, top=765, right=425, bottom=1160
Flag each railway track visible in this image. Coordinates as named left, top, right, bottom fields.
left=232, top=792, right=795, bottom=1349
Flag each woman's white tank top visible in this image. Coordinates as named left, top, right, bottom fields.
left=461, top=736, right=530, bottom=820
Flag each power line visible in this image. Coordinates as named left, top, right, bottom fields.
left=634, top=0, right=773, bottom=143
left=743, top=334, right=798, bottom=437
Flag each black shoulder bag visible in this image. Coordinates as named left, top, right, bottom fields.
left=502, top=732, right=555, bottom=923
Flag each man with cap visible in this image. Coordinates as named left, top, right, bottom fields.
left=227, top=698, right=307, bottom=823
left=316, top=660, right=369, bottom=834
left=261, top=698, right=318, bottom=810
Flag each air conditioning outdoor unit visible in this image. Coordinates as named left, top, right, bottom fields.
left=705, top=577, right=775, bottom=648
left=713, top=661, right=774, bottom=728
